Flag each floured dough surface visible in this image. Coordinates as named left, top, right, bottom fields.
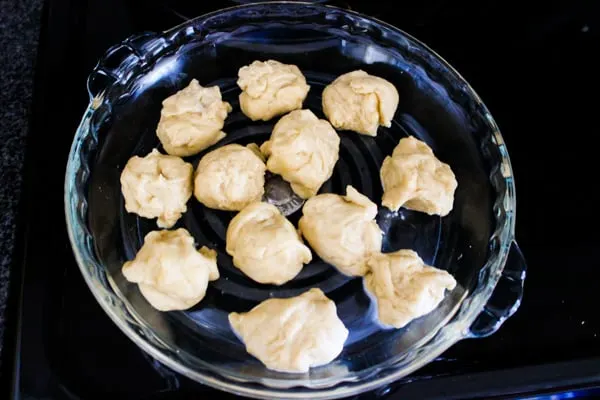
left=298, top=185, right=382, bottom=276
left=229, top=288, right=348, bottom=373
left=237, top=60, right=310, bottom=121
left=120, top=149, right=193, bottom=228
left=194, top=144, right=266, bottom=211
left=364, top=249, right=456, bottom=328
left=122, top=229, right=219, bottom=311
left=260, top=109, right=340, bottom=199
left=380, top=136, right=457, bottom=216
left=226, top=202, right=312, bottom=285
left=156, top=79, right=232, bottom=157
left=322, top=70, right=399, bottom=136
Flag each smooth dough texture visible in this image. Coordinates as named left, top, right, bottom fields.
left=322, top=70, right=399, bottom=136
left=156, top=79, right=232, bottom=157
left=298, top=185, right=382, bottom=276
left=260, top=109, right=340, bottom=199
left=237, top=60, right=310, bottom=121
left=194, top=144, right=266, bottom=211
left=364, top=249, right=457, bottom=328
left=120, top=149, right=193, bottom=228
left=122, top=229, right=219, bottom=311
left=226, top=202, right=312, bottom=285
left=229, top=288, right=348, bottom=373
left=380, top=136, right=457, bottom=216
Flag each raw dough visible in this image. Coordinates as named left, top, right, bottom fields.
left=298, top=185, right=382, bottom=276
left=364, top=249, right=456, bottom=328
left=156, top=79, right=232, bottom=157
left=380, top=136, right=457, bottom=216
left=122, top=229, right=219, bottom=311
left=229, top=288, right=348, bottom=373
left=226, top=202, right=312, bottom=285
left=322, top=70, right=399, bottom=136
left=194, top=144, right=266, bottom=211
left=120, top=148, right=193, bottom=228
left=260, top=109, right=340, bottom=199
left=237, top=60, right=310, bottom=121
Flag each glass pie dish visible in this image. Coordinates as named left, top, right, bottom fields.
left=64, top=2, right=527, bottom=399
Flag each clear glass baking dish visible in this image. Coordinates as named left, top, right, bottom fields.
left=64, top=2, right=527, bottom=398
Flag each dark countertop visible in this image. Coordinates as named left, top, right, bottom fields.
left=0, top=0, right=43, bottom=354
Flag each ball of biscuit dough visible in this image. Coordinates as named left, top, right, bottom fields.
left=120, top=149, right=193, bottom=228
left=237, top=60, right=310, bottom=121
left=260, top=109, right=340, bottom=199
left=226, top=202, right=312, bottom=285
left=380, top=136, right=457, bottom=216
left=298, top=185, right=382, bottom=277
left=322, top=70, right=399, bottom=136
left=194, top=144, right=266, bottom=211
left=364, top=249, right=456, bottom=328
left=229, top=288, right=348, bottom=373
left=156, top=79, right=232, bottom=157
left=122, top=228, right=219, bottom=311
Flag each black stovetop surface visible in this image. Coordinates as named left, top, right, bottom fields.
left=2, top=1, right=600, bottom=399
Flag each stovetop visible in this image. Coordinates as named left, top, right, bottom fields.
left=2, top=0, right=600, bottom=399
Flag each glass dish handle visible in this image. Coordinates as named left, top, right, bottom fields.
left=468, top=241, right=527, bottom=338
left=86, top=31, right=165, bottom=101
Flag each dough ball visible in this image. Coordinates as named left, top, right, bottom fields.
left=122, top=229, right=219, bottom=311
left=156, top=79, right=232, bottom=157
left=237, top=60, right=310, bottom=121
left=364, top=250, right=456, bottom=329
left=298, top=185, right=382, bottom=276
left=226, top=202, right=312, bottom=285
left=322, top=70, right=399, bottom=136
left=380, top=136, right=457, bottom=216
left=194, top=144, right=266, bottom=211
left=260, top=109, right=340, bottom=199
left=120, top=148, right=193, bottom=228
left=229, top=288, right=348, bottom=373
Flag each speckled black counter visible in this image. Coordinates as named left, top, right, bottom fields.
left=0, top=0, right=43, bottom=353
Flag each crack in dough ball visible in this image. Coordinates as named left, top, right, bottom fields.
left=156, top=79, right=232, bottom=157
left=122, top=229, right=219, bottom=311
left=194, top=144, right=266, bottom=211
left=260, top=109, right=340, bottom=199
left=120, top=149, right=193, bottom=228
left=364, top=250, right=456, bottom=329
left=322, top=70, right=399, bottom=136
left=380, top=136, right=457, bottom=216
left=229, top=288, right=348, bottom=373
left=237, top=60, right=310, bottom=121
left=226, top=202, right=312, bottom=285
left=298, top=185, right=382, bottom=276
